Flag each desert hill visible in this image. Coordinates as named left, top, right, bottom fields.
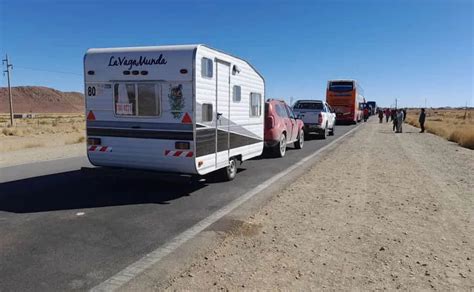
left=0, top=86, right=84, bottom=113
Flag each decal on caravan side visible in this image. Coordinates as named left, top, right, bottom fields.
left=84, top=44, right=265, bottom=180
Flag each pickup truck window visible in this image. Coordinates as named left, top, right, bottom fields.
left=294, top=102, right=323, bottom=110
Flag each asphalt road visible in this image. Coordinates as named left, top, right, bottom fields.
left=0, top=123, right=357, bottom=291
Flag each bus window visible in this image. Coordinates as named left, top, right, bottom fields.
left=329, top=81, right=354, bottom=92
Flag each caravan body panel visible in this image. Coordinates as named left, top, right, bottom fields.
left=194, top=46, right=265, bottom=175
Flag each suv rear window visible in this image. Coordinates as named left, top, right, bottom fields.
left=294, top=102, right=323, bottom=110
left=275, top=103, right=288, bottom=118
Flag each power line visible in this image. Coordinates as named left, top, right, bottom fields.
left=14, top=66, right=82, bottom=76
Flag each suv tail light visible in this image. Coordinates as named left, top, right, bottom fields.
left=266, top=116, right=275, bottom=129
left=318, top=113, right=323, bottom=124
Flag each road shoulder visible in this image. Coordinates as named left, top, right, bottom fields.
left=136, top=120, right=473, bottom=291
left=114, top=125, right=363, bottom=291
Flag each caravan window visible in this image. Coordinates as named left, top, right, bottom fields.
left=233, top=85, right=241, bottom=102
left=201, top=58, right=213, bottom=78
left=250, top=92, right=262, bottom=117
left=138, top=84, right=160, bottom=116
left=114, top=83, right=161, bottom=117
left=114, top=84, right=136, bottom=115
left=202, top=103, right=213, bottom=122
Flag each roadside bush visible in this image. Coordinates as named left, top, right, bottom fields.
left=452, top=130, right=474, bottom=150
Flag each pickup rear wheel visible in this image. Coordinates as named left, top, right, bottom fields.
left=319, top=124, right=327, bottom=139
left=329, top=124, right=335, bottom=136
left=294, top=129, right=304, bottom=149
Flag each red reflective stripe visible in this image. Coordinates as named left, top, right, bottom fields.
left=89, top=146, right=97, bottom=151
left=99, top=146, right=107, bottom=152
left=174, top=151, right=183, bottom=157
left=165, top=150, right=171, bottom=156
left=186, top=151, right=193, bottom=157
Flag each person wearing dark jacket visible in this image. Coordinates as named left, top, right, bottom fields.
left=378, top=109, right=384, bottom=123
left=419, top=108, right=426, bottom=133
left=392, top=110, right=398, bottom=131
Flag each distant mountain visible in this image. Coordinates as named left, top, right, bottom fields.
left=0, top=86, right=84, bottom=113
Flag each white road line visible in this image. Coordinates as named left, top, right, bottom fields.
left=90, top=124, right=361, bottom=292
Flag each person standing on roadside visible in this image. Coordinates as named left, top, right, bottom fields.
left=396, top=109, right=404, bottom=133
left=363, top=107, right=369, bottom=122
left=385, top=108, right=390, bottom=123
left=392, top=110, right=398, bottom=132
left=419, top=108, right=426, bottom=133
left=402, top=108, right=407, bottom=121
left=378, top=109, right=384, bottom=123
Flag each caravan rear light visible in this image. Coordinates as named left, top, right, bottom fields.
left=175, top=141, right=190, bottom=150
left=265, top=116, right=274, bottom=129
left=87, top=70, right=95, bottom=75
left=132, top=70, right=139, bottom=75
left=87, top=138, right=101, bottom=146
left=123, top=71, right=130, bottom=75
left=140, top=70, right=148, bottom=75
left=318, top=113, right=323, bottom=124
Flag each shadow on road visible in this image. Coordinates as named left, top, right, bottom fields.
left=0, top=168, right=210, bottom=213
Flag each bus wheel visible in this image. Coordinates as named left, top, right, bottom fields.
left=222, top=157, right=238, bottom=181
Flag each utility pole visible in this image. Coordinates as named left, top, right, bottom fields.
left=395, top=98, right=398, bottom=109
left=2, top=54, right=14, bottom=126
left=464, top=101, right=468, bottom=120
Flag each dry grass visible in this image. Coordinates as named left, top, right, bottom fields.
left=406, top=109, right=474, bottom=150
left=0, top=114, right=85, bottom=137
left=0, top=114, right=86, bottom=152
left=23, top=142, right=45, bottom=149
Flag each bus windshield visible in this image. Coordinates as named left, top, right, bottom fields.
left=329, top=81, right=354, bottom=92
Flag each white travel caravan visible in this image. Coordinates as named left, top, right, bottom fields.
left=84, top=45, right=265, bottom=180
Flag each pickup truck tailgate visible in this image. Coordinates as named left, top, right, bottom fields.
left=295, top=110, right=321, bottom=125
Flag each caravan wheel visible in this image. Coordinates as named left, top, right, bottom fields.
left=222, top=157, right=238, bottom=181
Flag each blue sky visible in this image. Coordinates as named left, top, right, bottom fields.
left=1, top=0, right=472, bottom=107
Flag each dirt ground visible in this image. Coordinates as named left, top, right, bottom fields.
left=164, top=119, right=473, bottom=291
left=0, top=114, right=85, bottom=167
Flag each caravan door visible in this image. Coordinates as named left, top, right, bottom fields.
left=215, top=59, right=231, bottom=168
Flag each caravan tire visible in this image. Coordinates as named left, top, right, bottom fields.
left=221, top=157, right=238, bottom=181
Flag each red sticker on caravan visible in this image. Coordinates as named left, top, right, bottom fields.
left=181, top=112, right=192, bottom=124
